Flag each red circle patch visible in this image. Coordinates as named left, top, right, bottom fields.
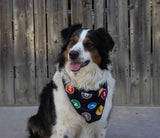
left=101, top=89, right=107, bottom=100
left=66, top=84, right=74, bottom=94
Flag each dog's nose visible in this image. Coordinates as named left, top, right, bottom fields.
left=69, top=50, right=79, bottom=59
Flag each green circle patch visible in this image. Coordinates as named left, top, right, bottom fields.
left=71, top=99, right=81, bottom=109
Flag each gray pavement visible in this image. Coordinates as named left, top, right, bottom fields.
left=0, top=106, right=160, bottom=138
left=107, top=106, right=160, bottom=138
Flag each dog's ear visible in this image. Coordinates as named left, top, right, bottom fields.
left=61, top=24, right=82, bottom=43
left=95, top=28, right=114, bottom=51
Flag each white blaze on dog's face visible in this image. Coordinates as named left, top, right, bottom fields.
left=63, top=29, right=102, bottom=72
left=69, top=29, right=91, bottom=72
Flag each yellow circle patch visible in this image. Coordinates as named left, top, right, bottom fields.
left=98, top=88, right=104, bottom=97
left=96, top=105, right=103, bottom=115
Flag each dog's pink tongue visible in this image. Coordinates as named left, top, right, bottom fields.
left=70, top=62, right=81, bottom=71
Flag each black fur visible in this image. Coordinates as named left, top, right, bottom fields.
left=58, top=24, right=114, bottom=70
left=87, top=28, right=114, bottom=69
left=27, top=81, right=57, bottom=138
left=61, top=24, right=82, bottom=45
left=95, top=28, right=114, bottom=51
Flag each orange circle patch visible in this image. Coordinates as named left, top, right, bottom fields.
left=66, top=84, right=74, bottom=94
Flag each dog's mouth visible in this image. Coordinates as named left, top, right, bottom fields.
left=69, top=60, right=90, bottom=72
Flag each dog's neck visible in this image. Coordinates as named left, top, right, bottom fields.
left=62, top=62, right=109, bottom=90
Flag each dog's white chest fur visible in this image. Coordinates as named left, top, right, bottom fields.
left=51, top=67, right=115, bottom=138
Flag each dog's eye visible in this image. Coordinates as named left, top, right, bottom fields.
left=83, top=38, right=95, bottom=50
left=85, top=42, right=93, bottom=47
left=69, top=37, right=78, bottom=47
left=69, top=40, right=76, bottom=47
left=85, top=42, right=94, bottom=49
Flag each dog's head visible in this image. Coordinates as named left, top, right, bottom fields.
left=58, top=24, right=114, bottom=73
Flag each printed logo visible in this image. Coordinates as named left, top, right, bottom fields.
left=81, top=92, right=92, bottom=99
left=66, top=84, right=74, bottom=94
left=71, top=99, right=81, bottom=109
left=88, top=102, right=97, bottom=109
left=96, top=105, right=103, bottom=115
left=101, top=89, right=107, bottom=100
left=81, top=112, right=91, bottom=122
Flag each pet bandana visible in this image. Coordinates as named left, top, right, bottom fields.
left=62, top=78, right=108, bottom=123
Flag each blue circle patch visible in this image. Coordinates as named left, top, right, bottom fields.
left=88, top=102, right=97, bottom=109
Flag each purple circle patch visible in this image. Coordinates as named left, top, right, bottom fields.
left=81, top=112, right=91, bottom=122
left=81, top=92, right=92, bottom=99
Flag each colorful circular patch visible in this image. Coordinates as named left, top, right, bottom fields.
left=88, top=102, right=97, bottom=109
left=98, top=88, right=104, bottom=97
left=101, top=89, right=107, bottom=100
left=81, top=112, right=91, bottom=122
left=81, top=92, right=92, bottom=99
left=71, top=99, right=81, bottom=109
left=96, top=105, right=104, bottom=115
left=66, top=84, right=74, bottom=94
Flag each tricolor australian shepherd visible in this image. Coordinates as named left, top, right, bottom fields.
left=27, top=24, right=115, bottom=138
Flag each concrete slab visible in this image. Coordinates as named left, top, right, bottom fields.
left=0, top=106, right=38, bottom=138
left=0, top=106, right=160, bottom=138
left=107, top=106, right=160, bottom=138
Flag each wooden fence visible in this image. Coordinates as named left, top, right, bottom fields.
left=0, top=0, right=160, bottom=106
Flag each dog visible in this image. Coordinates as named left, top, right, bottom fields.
left=27, top=24, right=115, bottom=138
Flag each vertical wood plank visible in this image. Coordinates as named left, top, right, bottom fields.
left=130, top=0, right=151, bottom=105
left=71, top=0, right=92, bottom=28
left=71, top=0, right=82, bottom=25
left=107, top=0, right=130, bottom=105
left=34, top=0, right=47, bottom=99
left=47, top=0, right=68, bottom=79
left=0, top=0, right=14, bottom=105
left=94, top=0, right=105, bottom=29
left=152, top=0, right=160, bottom=105
left=13, top=0, right=36, bottom=104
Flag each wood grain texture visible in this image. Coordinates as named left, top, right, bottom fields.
left=47, top=0, right=68, bottom=79
left=0, top=0, right=14, bottom=105
left=107, top=0, right=130, bottom=105
left=94, top=0, right=105, bottom=29
left=71, top=0, right=92, bottom=28
left=130, top=0, right=151, bottom=105
left=13, top=0, right=36, bottom=104
left=34, top=0, right=47, bottom=99
left=0, top=1, right=159, bottom=106
left=152, top=0, right=160, bottom=105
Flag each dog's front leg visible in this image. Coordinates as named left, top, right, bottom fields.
left=50, top=133, right=79, bottom=138
left=50, top=126, right=79, bottom=138
left=94, top=125, right=108, bottom=138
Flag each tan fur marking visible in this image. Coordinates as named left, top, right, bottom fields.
left=70, top=36, right=78, bottom=46
left=83, top=38, right=101, bottom=65
left=83, top=38, right=94, bottom=45
left=73, top=36, right=78, bottom=43
left=63, top=45, right=70, bottom=65
left=90, top=51, right=102, bottom=65
left=83, top=38, right=95, bottom=51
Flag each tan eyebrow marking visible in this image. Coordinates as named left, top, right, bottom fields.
left=70, top=36, right=78, bottom=43
left=83, top=38, right=94, bottom=45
